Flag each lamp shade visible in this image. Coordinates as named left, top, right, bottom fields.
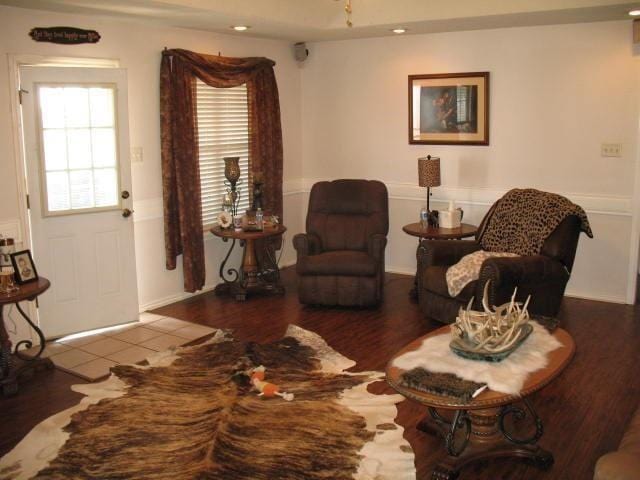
left=418, top=155, right=441, bottom=187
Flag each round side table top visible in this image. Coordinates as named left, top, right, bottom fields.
left=402, top=222, right=477, bottom=240
left=210, top=224, right=287, bottom=241
left=386, top=325, right=575, bottom=410
left=0, top=277, right=50, bottom=305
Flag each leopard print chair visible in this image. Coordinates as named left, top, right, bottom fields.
left=417, top=190, right=588, bottom=324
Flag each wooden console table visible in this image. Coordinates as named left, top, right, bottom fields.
left=386, top=325, right=575, bottom=480
left=210, top=224, right=286, bottom=301
left=0, top=277, right=54, bottom=396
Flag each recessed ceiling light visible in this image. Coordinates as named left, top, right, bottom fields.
left=391, top=28, right=407, bottom=34
left=629, top=9, right=640, bottom=16
left=231, top=25, right=250, bottom=31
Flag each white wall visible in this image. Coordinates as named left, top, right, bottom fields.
left=0, top=5, right=304, bottom=323
left=299, top=20, right=639, bottom=303
left=0, top=4, right=637, bottom=334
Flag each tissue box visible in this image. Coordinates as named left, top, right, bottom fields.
left=439, top=210, right=461, bottom=229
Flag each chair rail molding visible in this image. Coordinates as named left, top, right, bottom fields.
left=292, top=178, right=631, bottom=217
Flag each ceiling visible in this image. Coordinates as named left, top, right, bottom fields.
left=0, top=0, right=637, bottom=42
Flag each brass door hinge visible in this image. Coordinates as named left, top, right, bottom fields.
left=18, top=88, right=28, bottom=105
left=26, top=194, right=30, bottom=209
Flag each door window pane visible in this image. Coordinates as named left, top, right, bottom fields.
left=69, top=170, right=94, bottom=209
left=94, top=168, right=118, bottom=207
left=39, top=88, right=65, bottom=128
left=46, top=171, right=70, bottom=211
left=38, top=85, right=120, bottom=215
left=89, top=88, right=115, bottom=127
left=63, top=88, right=90, bottom=127
left=67, top=129, right=92, bottom=169
left=42, top=129, right=67, bottom=170
left=91, top=128, right=116, bottom=167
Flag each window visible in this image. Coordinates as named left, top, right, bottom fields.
left=195, top=79, right=250, bottom=228
left=37, top=84, right=120, bottom=215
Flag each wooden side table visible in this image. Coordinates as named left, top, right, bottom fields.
left=402, top=223, right=478, bottom=241
left=0, top=277, right=54, bottom=397
left=210, top=224, right=286, bottom=301
left=386, top=325, right=575, bottom=480
left=402, top=223, right=477, bottom=299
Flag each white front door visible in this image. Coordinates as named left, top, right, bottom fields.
left=20, top=66, right=139, bottom=338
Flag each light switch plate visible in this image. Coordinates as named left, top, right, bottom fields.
left=131, top=146, right=143, bottom=163
left=601, top=143, right=622, bottom=157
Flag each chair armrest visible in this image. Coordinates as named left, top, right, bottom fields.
left=293, top=233, right=321, bottom=257
left=594, top=452, right=640, bottom=480
left=368, top=234, right=387, bottom=261
left=478, top=255, right=569, bottom=305
left=417, top=240, right=481, bottom=268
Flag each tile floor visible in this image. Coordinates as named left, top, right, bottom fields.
left=25, top=313, right=216, bottom=381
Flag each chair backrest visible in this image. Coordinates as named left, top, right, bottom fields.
left=306, top=179, right=389, bottom=252
left=476, top=192, right=583, bottom=271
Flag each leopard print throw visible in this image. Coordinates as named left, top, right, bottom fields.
left=480, top=188, right=593, bottom=256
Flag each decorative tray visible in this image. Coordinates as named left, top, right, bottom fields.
left=449, top=323, right=533, bottom=363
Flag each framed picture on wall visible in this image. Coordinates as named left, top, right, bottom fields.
left=10, top=250, right=39, bottom=285
left=409, top=72, right=490, bottom=145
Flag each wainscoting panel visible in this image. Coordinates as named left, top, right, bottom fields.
left=49, top=236, right=80, bottom=304
left=95, top=230, right=122, bottom=297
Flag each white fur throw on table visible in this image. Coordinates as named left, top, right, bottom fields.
left=391, top=322, right=562, bottom=396
left=446, top=250, right=518, bottom=297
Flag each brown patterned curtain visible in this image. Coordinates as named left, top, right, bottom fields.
left=160, top=48, right=283, bottom=292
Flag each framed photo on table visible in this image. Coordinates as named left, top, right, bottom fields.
left=409, top=72, right=490, bottom=145
left=10, top=250, right=39, bottom=285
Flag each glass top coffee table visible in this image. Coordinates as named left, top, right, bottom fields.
left=386, top=325, right=575, bottom=480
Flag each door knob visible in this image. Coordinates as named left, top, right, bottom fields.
left=121, top=190, right=130, bottom=199
left=122, top=208, right=134, bottom=218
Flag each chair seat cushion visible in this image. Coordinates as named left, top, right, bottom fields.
left=423, top=266, right=476, bottom=302
left=297, top=251, right=378, bottom=277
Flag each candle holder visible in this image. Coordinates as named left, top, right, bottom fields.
left=223, top=157, right=242, bottom=217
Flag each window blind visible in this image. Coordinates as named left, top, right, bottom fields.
left=195, top=79, right=250, bottom=228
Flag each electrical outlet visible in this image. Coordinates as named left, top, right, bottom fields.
left=601, top=143, right=622, bottom=157
left=131, top=146, right=143, bottom=164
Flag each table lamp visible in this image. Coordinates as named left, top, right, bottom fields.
left=418, top=155, right=441, bottom=215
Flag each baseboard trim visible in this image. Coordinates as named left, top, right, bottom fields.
left=138, top=265, right=628, bottom=312
left=139, top=284, right=216, bottom=312
left=563, top=291, right=627, bottom=304
left=386, top=265, right=415, bottom=276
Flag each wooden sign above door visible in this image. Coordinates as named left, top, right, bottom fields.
left=29, top=27, right=101, bottom=44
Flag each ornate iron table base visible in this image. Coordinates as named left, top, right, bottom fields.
left=214, top=235, right=285, bottom=301
left=419, top=399, right=553, bottom=480
left=0, top=303, right=54, bottom=397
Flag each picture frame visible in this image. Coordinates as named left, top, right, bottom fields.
left=409, top=72, right=490, bottom=145
left=10, top=250, right=39, bottom=285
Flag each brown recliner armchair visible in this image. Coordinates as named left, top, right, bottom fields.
left=293, top=179, right=389, bottom=307
left=418, top=190, right=591, bottom=324
left=594, top=404, right=640, bottom=480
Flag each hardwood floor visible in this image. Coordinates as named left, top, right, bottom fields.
left=1, top=267, right=639, bottom=480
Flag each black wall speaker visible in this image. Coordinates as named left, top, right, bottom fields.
left=294, top=42, right=309, bottom=62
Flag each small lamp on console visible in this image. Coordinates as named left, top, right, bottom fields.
left=418, top=155, right=441, bottom=225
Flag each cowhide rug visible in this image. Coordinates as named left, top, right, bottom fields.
left=0, top=325, right=415, bottom=480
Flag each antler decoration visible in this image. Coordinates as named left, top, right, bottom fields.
left=451, top=282, right=531, bottom=354
left=335, top=0, right=353, bottom=27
